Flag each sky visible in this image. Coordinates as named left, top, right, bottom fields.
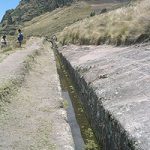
left=0, top=0, right=20, bottom=22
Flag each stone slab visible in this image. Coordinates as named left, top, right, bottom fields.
left=58, top=43, right=150, bottom=150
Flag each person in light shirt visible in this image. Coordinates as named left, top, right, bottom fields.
left=1, top=35, right=7, bottom=48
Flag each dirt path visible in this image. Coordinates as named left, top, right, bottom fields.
left=0, top=40, right=74, bottom=150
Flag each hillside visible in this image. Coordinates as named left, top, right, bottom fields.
left=0, top=0, right=73, bottom=35
left=59, top=0, right=150, bottom=45
left=0, top=0, right=130, bottom=36
left=22, top=0, right=130, bottom=37
left=23, top=2, right=91, bottom=37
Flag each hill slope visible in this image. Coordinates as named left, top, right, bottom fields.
left=0, top=0, right=73, bottom=35
left=59, top=0, right=150, bottom=45
left=0, top=0, right=130, bottom=37
left=23, top=2, right=91, bottom=37
left=22, top=0, right=130, bottom=37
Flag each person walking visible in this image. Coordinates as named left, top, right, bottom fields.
left=1, top=35, right=7, bottom=48
left=17, top=29, right=23, bottom=47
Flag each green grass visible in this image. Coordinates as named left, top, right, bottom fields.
left=59, top=0, right=150, bottom=45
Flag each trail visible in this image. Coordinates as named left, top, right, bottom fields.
left=0, top=38, right=74, bottom=150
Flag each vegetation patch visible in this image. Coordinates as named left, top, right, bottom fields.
left=23, top=2, right=92, bottom=37
left=0, top=36, right=27, bottom=63
left=0, top=48, right=40, bottom=110
left=59, top=0, right=150, bottom=45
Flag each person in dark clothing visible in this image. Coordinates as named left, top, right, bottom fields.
left=18, top=29, right=23, bottom=47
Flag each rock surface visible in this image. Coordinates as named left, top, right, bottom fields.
left=58, top=43, right=150, bottom=149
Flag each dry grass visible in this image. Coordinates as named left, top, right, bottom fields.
left=23, top=2, right=92, bottom=37
left=22, top=1, right=127, bottom=38
left=59, top=0, right=150, bottom=45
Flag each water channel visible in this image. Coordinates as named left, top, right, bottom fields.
left=54, top=49, right=101, bottom=150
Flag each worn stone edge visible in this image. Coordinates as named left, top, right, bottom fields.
left=56, top=48, right=142, bottom=150
left=46, top=41, right=75, bottom=150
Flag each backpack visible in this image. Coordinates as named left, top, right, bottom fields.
left=18, top=33, right=23, bottom=41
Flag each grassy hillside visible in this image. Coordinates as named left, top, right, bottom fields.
left=59, top=0, right=150, bottom=45
left=23, top=2, right=92, bottom=37
left=23, top=1, right=127, bottom=37
left=0, top=0, right=74, bottom=35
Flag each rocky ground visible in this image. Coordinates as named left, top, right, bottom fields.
left=0, top=38, right=74, bottom=150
